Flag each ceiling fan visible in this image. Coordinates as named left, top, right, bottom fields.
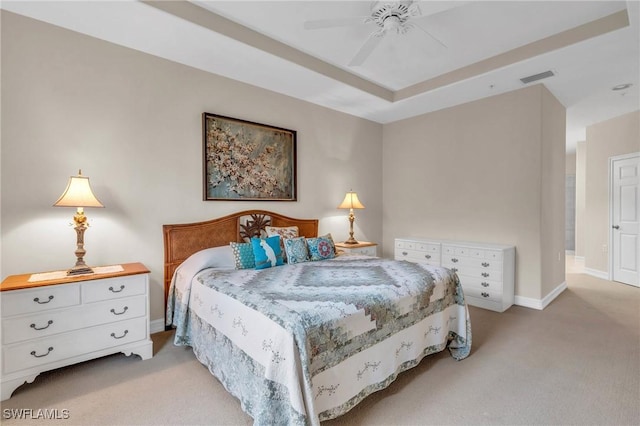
left=303, top=1, right=447, bottom=67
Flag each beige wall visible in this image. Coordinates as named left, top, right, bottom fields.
left=566, top=153, right=576, bottom=175
left=575, top=141, right=586, bottom=258
left=584, top=111, right=640, bottom=273
left=540, top=88, right=567, bottom=296
left=382, top=85, right=566, bottom=301
left=0, top=12, right=383, bottom=322
left=1, top=10, right=574, bottom=318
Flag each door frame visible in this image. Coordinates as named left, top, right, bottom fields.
left=608, top=151, right=640, bottom=282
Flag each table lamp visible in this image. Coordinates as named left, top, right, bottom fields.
left=338, top=190, right=365, bottom=244
left=53, top=170, right=104, bottom=275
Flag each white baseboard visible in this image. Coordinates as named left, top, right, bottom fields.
left=574, top=256, right=585, bottom=262
left=150, top=319, right=166, bottom=334
left=514, top=281, right=567, bottom=310
left=584, top=268, right=609, bottom=280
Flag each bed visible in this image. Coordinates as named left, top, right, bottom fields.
left=164, top=210, right=471, bottom=425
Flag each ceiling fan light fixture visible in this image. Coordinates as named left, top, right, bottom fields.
left=383, top=15, right=401, bottom=32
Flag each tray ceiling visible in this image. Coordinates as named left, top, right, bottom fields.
left=2, top=1, right=639, bottom=152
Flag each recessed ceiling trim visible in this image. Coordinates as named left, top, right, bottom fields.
left=395, top=9, right=630, bottom=101
left=143, top=0, right=395, bottom=102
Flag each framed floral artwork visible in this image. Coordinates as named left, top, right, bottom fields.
left=202, top=113, right=297, bottom=201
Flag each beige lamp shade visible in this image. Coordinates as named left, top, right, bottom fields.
left=338, top=191, right=365, bottom=210
left=53, top=170, right=104, bottom=208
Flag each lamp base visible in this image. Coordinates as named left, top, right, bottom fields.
left=343, top=237, right=359, bottom=245
left=67, top=265, right=94, bottom=276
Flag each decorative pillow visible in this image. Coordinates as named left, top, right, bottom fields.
left=284, top=237, right=309, bottom=264
left=306, top=236, right=336, bottom=261
left=251, top=236, right=284, bottom=270
left=320, top=233, right=338, bottom=255
left=230, top=242, right=255, bottom=270
left=265, top=226, right=299, bottom=261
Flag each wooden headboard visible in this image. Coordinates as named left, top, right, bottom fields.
left=163, top=210, right=318, bottom=310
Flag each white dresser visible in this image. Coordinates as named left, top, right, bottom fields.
left=395, top=238, right=515, bottom=312
left=1, top=263, right=153, bottom=400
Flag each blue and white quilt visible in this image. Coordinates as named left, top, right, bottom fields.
left=167, top=252, right=471, bottom=425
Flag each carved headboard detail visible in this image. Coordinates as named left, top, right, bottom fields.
left=239, top=213, right=271, bottom=241
left=163, top=210, right=318, bottom=315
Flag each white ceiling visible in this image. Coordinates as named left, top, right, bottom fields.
left=3, top=1, right=639, bottom=153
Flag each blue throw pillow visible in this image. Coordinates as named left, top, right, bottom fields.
left=251, top=236, right=284, bottom=270
left=306, top=236, right=336, bottom=261
left=230, top=242, right=255, bottom=269
left=284, top=237, right=309, bottom=265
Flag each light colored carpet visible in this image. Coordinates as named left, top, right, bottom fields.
left=2, top=265, right=639, bottom=425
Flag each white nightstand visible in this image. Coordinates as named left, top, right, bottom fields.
left=335, top=242, right=378, bottom=257
left=1, top=263, right=153, bottom=400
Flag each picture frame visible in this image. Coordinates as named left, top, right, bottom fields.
left=202, top=113, right=297, bottom=201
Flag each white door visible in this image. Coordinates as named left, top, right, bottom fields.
left=611, top=153, right=640, bottom=287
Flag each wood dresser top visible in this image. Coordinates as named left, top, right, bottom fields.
left=1, top=262, right=150, bottom=292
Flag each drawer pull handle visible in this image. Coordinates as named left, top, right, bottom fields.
left=402, top=251, right=408, bottom=256
left=451, top=267, right=458, bottom=273
left=481, top=272, right=490, bottom=278
left=425, top=254, right=431, bottom=259
left=481, top=282, right=489, bottom=287
left=30, top=320, right=54, bottom=331
left=482, top=262, right=490, bottom=267
left=31, top=347, right=54, bottom=358
left=451, top=258, right=459, bottom=263
left=33, top=295, right=54, bottom=304
left=110, top=306, right=129, bottom=315
left=111, top=330, right=129, bottom=339
left=481, top=292, right=490, bottom=298
left=109, top=285, right=125, bottom=293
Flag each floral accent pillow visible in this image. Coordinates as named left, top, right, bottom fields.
left=265, top=226, right=299, bottom=261
left=230, top=242, right=255, bottom=270
left=320, top=233, right=338, bottom=255
left=306, top=236, right=336, bottom=261
left=251, top=236, right=284, bottom=270
left=284, top=237, right=309, bottom=264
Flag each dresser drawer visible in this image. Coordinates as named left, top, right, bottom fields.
left=463, top=286, right=502, bottom=303
left=448, top=265, right=504, bottom=282
left=2, top=317, right=147, bottom=374
left=82, top=275, right=146, bottom=303
left=395, top=240, right=416, bottom=250
left=443, top=256, right=502, bottom=271
left=463, top=266, right=503, bottom=281
left=349, top=246, right=377, bottom=256
left=1, top=284, right=80, bottom=317
left=395, top=248, right=440, bottom=264
left=2, top=295, right=147, bottom=345
left=457, top=275, right=503, bottom=292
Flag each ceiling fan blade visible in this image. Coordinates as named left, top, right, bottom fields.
left=412, top=1, right=470, bottom=20
left=303, top=16, right=369, bottom=30
left=348, top=32, right=384, bottom=67
left=410, top=24, right=447, bottom=49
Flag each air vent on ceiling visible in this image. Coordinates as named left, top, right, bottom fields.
left=520, top=70, right=555, bottom=85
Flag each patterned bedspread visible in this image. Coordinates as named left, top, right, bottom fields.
left=167, top=254, right=471, bottom=425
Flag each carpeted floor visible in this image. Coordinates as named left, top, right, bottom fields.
left=2, top=260, right=639, bottom=425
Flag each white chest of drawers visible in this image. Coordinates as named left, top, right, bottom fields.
left=395, top=238, right=515, bottom=312
left=1, top=263, right=153, bottom=400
